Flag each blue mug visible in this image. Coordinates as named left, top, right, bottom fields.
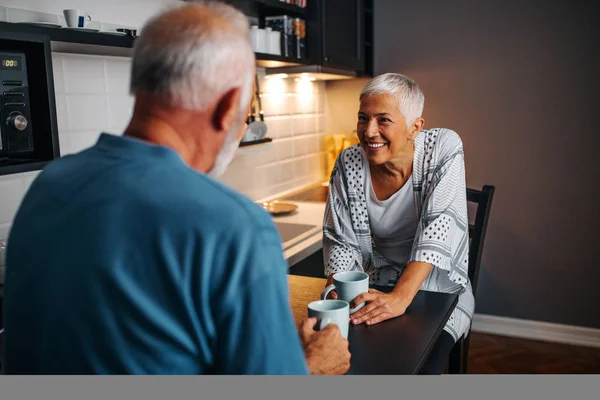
left=308, top=299, right=349, bottom=339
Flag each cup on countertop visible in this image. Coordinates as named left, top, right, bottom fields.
left=63, top=9, right=92, bottom=28
left=321, top=271, right=370, bottom=314
left=308, top=299, right=350, bottom=339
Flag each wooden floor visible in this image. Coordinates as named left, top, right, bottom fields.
left=466, top=332, right=600, bottom=374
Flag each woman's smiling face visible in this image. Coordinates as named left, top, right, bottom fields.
left=357, top=94, right=421, bottom=165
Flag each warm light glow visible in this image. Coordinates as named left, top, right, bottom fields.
left=266, top=73, right=288, bottom=80
left=264, top=76, right=286, bottom=96
left=296, top=75, right=314, bottom=105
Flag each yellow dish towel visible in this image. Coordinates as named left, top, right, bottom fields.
left=324, top=134, right=360, bottom=179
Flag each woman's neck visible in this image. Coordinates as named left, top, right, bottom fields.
left=372, top=148, right=415, bottom=182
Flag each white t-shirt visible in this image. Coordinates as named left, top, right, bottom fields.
left=364, top=161, right=419, bottom=266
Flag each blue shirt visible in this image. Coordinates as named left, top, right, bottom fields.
left=3, top=133, right=309, bottom=375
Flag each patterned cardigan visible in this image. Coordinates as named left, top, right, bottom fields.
left=322, top=128, right=475, bottom=341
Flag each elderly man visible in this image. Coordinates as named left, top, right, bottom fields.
left=2, top=2, right=350, bottom=375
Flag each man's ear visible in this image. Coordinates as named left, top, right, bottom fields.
left=213, top=87, right=242, bottom=132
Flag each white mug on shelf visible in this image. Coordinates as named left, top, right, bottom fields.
left=257, top=27, right=268, bottom=53
left=63, top=9, right=92, bottom=28
left=268, top=29, right=281, bottom=55
left=249, top=25, right=261, bottom=52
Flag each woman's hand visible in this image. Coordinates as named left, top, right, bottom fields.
left=323, top=275, right=338, bottom=300
left=349, top=288, right=409, bottom=326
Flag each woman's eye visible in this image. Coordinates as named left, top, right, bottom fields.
left=358, top=115, right=367, bottom=121
left=379, top=118, right=391, bottom=123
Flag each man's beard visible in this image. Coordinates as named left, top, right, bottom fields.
left=207, top=118, right=244, bottom=179
left=208, top=77, right=253, bottom=179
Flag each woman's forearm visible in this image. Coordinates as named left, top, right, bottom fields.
left=391, top=261, right=433, bottom=307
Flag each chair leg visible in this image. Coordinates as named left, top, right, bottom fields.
left=448, top=338, right=463, bottom=374
left=460, top=334, right=471, bottom=374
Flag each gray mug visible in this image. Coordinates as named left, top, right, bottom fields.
left=321, top=271, right=369, bottom=314
left=307, top=299, right=349, bottom=339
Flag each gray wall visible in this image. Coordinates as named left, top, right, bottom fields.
left=372, top=0, right=600, bottom=328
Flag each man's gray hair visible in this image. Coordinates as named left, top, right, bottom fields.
left=360, top=73, right=425, bottom=127
left=130, top=0, right=255, bottom=111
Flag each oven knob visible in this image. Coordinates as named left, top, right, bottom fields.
left=7, top=112, right=28, bottom=131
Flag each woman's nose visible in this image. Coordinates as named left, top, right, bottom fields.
left=365, top=120, right=379, bottom=137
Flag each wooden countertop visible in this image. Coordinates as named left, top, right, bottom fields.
left=288, top=275, right=326, bottom=328
left=287, top=274, right=458, bottom=374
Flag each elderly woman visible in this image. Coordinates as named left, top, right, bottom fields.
left=323, top=73, right=474, bottom=374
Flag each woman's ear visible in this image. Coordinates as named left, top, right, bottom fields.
left=410, top=117, right=425, bottom=139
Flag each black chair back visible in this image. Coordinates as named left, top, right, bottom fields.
left=466, top=185, right=495, bottom=296
left=448, top=184, right=495, bottom=374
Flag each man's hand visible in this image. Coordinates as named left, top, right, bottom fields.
left=300, top=317, right=351, bottom=375
left=349, top=288, right=409, bottom=326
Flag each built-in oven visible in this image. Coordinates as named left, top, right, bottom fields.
left=0, top=29, right=59, bottom=176
left=0, top=51, right=34, bottom=155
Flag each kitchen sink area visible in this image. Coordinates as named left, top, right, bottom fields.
left=275, top=221, right=321, bottom=252
left=261, top=184, right=329, bottom=269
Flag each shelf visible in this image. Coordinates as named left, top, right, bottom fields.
left=255, top=53, right=309, bottom=68
left=255, top=0, right=308, bottom=16
left=239, top=137, right=273, bottom=147
left=0, top=22, right=312, bottom=64
left=238, top=137, right=273, bottom=154
left=0, top=21, right=134, bottom=48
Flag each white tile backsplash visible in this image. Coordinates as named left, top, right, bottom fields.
left=104, top=58, right=132, bottom=94
left=218, top=77, right=328, bottom=201
left=0, top=176, right=23, bottom=224
left=54, top=94, right=69, bottom=132
left=51, top=54, right=65, bottom=94
left=66, top=95, right=108, bottom=130
left=274, top=139, right=294, bottom=162
left=275, top=116, right=294, bottom=138
left=281, top=160, right=295, bottom=182
left=63, top=131, right=101, bottom=155
left=107, top=94, right=134, bottom=132
left=22, top=171, right=41, bottom=195
left=317, top=114, right=327, bottom=133
left=293, top=115, right=317, bottom=135
left=63, top=55, right=106, bottom=94
left=0, top=222, right=11, bottom=242
left=293, top=94, right=318, bottom=114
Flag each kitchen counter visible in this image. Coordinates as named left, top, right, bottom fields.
left=258, top=183, right=329, bottom=268
left=274, top=201, right=326, bottom=267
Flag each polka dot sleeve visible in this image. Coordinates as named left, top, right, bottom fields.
left=410, top=151, right=470, bottom=288
left=322, top=153, right=364, bottom=277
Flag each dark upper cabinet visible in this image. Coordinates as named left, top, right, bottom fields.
left=320, top=0, right=364, bottom=72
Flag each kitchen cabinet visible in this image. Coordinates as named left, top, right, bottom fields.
left=320, top=0, right=364, bottom=72
left=226, top=0, right=374, bottom=76
left=288, top=249, right=326, bottom=279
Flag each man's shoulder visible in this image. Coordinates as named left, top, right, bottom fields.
left=169, top=169, right=276, bottom=234
left=38, top=150, right=275, bottom=237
